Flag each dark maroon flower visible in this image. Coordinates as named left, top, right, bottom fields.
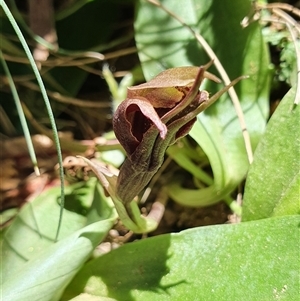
left=113, top=63, right=222, bottom=203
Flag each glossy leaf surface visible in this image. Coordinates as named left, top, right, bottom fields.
left=243, top=87, right=300, bottom=220
left=62, top=215, right=299, bottom=301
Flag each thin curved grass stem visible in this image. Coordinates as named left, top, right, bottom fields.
left=0, top=50, right=40, bottom=176
left=0, top=1, right=65, bottom=241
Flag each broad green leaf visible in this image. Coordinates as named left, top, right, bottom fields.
left=1, top=179, right=117, bottom=279
left=1, top=218, right=116, bottom=301
left=62, top=215, right=299, bottom=301
left=243, top=87, right=300, bottom=220
left=134, top=0, right=270, bottom=206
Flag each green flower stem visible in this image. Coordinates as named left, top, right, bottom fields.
left=78, top=156, right=158, bottom=233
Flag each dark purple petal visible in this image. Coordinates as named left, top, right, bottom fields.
left=113, top=97, right=167, bottom=155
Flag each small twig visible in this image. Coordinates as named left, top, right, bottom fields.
left=17, top=81, right=111, bottom=108
left=2, top=46, right=136, bottom=68
left=256, top=3, right=300, bottom=18
left=272, top=8, right=300, bottom=34
left=103, top=46, right=137, bottom=60
left=2, top=52, right=103, bottom=67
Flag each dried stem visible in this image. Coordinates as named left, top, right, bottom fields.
left=256, top=3, right=300, bottom=18
left=17, top=81, right=111, bottom=108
